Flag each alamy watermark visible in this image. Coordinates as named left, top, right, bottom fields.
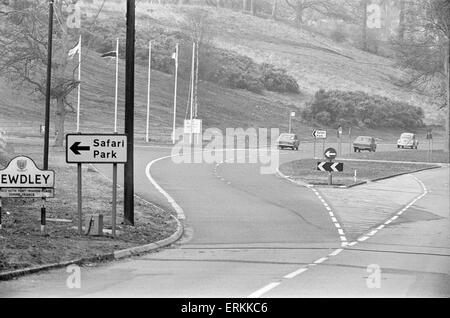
left=66, top=264, right=81, bottom=289
left=171, top=127, right=280, bottom=175
left=366, top=264, right=381, bottom=289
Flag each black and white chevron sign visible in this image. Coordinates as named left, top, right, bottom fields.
left=317, top=162, right=344, bottom=172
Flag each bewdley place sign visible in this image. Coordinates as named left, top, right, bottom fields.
left=0, top=156, right=55, bottom=198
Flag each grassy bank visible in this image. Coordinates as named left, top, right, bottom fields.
left=279, top=158, right=439, bottom=186
left=0, top=141, right=177, bottom=272
left=345, top=149, right=449, bottom=163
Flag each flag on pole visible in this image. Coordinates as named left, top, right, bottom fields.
left=101, top=51, right=117, bottom=58
left=68, top=38, right=81, bottom=59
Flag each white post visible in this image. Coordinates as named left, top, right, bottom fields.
left=172, top=43, right=179, bottom=144
left=146, top=40, right=152, bottom=143
left=189, top=42, right=195, bottom=145
left=76, top=35, right=81, bottom=133
left=114, top=38, right=119, bottom=133
left=354, top=170, right=357, bottom=183
left=288, top=113, right=292, bottom=133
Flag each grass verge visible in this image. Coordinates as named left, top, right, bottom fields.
left=345, top=149, right=449, bottom=163
left=0, top=141, right=177, bottom=273
left=279, top=158, right=439, bottom=186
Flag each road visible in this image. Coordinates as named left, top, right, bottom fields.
left=0, top=143, right=448, bottom=297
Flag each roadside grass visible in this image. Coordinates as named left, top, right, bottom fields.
left=345, top=149, right=449, bottom=164
left=279, top=158, right=439, bottom=186
left=0, top=142, right=177, bottom=272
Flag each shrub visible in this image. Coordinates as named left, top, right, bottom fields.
left=330, top=29, right=347, bottom=43
left=302, top=89, right=424, bottom=129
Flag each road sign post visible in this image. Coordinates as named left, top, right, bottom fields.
left=426, top=130, right=433, bottom=162
left=66, top=134, right=127, bottom=237
left=77, top=163, right=82, bottom=234
left=0, top=156, right=55, bottom=234
left=349, top=127, right=352, bottom=157
left=317, top=148, right=342, bottom=185
left=289, top=111, right=295, bottom=133
left=312, top=130, right=327, bottom=159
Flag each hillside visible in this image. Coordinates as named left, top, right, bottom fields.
left=79, top=1, right=443, bottom=124
left=0, top=48, right=306, bottom=142
left=0, top=1, right=446, bottom=146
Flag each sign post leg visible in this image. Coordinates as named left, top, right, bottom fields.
left=349, top=131, right=352, bottom=156
left=430, top=139, right=433, bottom=162
left=41, top=198, right=46, bottom=235
left=328, top=172, right=332, bottom=185
left=112, top=163, right=117, bottom=237
left=0, top=199, right=2, bottom=230
left=322, top=139, right=325, bottom=159
left=77, top=163, right=82, bottom=235
left=313, top=139, right=316, bottom=159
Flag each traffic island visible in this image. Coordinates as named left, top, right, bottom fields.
left=279, top=158, right=440, bottom=187
left=0, top=141, right=180, bottom=277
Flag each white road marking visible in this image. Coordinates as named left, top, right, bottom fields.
left=248, top=282, right=281, bottom=298
left=329, top=248, right=343, bottom=256
left=314, top=257, right=328, bottom=264
left=145, top=155, right=186, bottom=220
left=284, top=268, right=308, bottom=279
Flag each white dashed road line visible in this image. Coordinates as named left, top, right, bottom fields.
left=248, top=172, right=429, bottom=298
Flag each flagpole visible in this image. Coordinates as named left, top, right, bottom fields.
left=77, top=35, right=81, bottom=133
left=114, top=38, right=119, bottom=133
left=146, top=40, right=151, bottom=143
left=112, top=38, right=119, bottom=238
left=189, top=42, right=195, bottom=145
left=172, top=43, right=179, bottom=144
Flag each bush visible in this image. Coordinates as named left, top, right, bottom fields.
left=330, top=29, right=347, bottom=43
left=302, top=89, right=424, bottom=129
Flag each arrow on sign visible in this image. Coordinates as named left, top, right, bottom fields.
left=325, top=150, right=336, bottom=157
left=70, top=142, right=90, bottom=155
left=317, top=162, right=344, bottom=172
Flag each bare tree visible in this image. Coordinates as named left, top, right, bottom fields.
left=272, top=0, right=279, bottom=19
left=284, top=0, right=340, bottom=28
left=0, top=0, right=79, bottom=146
left=393, top=0, right=450, bottom=152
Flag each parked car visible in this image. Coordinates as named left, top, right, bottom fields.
left=353, top=136, right=377, bottom=152
left=397, top=132, right=419, bottom=149
left=277, top=133, right=299, bottom=150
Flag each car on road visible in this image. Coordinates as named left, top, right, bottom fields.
left=353, top=136, right=377, bottom=152
left=397, top=132, right=419, bottom=149
left=277, top=133, right=299, bottom=150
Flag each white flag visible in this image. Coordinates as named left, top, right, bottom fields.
left=68, top=38, right=81, bottom=59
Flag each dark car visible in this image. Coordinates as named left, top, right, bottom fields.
left=277, top=133, right=300, bottom=150
left=353, top=136, right=376, bottom=152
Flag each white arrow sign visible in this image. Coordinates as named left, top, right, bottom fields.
left=325, top=150, right=336, bottom=157
left=312, top=130, right=327, bottom=139
left=66, top=134, right=127, bottom=164
left=317, top=162, right=343, bottom=172
left=330, top=162, right=340, bottom=172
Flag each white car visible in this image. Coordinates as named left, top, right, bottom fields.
left=397, top=133, right=419, bottom=149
